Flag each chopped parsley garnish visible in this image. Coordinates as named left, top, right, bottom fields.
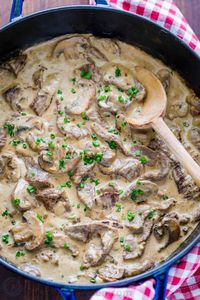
left=10, top=139, right=21, bottom=146
left=67, top=170, right=74, bottom=177
left=44, top=231, right=53, bottom=245
left=117, top=87, right=124, bottom=92
left=47, top=151, right=53, bottom=157
left=48, top=141, right=56, bottom=149
left=183, top=121, right=190, bottom=127
left=90, top=278, right=96, bottom=284
left=64, top=117, right=71, bottom=124
left=50, top=133, right=56, bottom=139
left=127, top=210, right=135, bottom=222
left=76, top=204, right=81, bottom=209
left=80, top=69, right=92, bottom=80
left=109, top=182, right=114, bottom=187
left=21, top=112, right=27, bottom=116
left=147, top=209, right=155, bottom=220
left=58, top=110, right=64, bottom=116
left=11, top=220, right=16, bottom=225
left=94, top=152, right=103, bottom=162
left=70, top=77, right=76, bottom=84
left=115, top=67, right=121, bottom=77
left=12, top=198, right=21, bottom=206
left=3, top=123, right=15, bottom=137
left=2, top=209, right=9, bottom=217
left=59, top=159, right=66, bottom=169
left=16, top=250, right=25, bottom=257
left=80, top=265, right=85, bottom=271
left=97, top=95, right=106, bottom=101
left=115, top=203, right=122, bottom=212
left=62, top=144, right=68, bottom=149
left=108, top=128, right=119, bottom=135
left=65, top=152, right=72, bottom=159
left=71, top=88, right=76, bottom=94
left=128, top=87, right=139, bottom=99
left=104, top=85, right=112, bottom=93
left=76, top=123, right=81, bottom=128
left=60, top=181, right=72, bottom=188
left=35, top=138, right=43, bottom=145
left=83, top=204, right=89, bottom=212
left=27, top=185, right=36, bottom=194
left=80, top=151, right=103, bottom=165
left=64, top=242, right=70, bottom=250
left=91, top=133, right=97, bottom=140
left=119, top=236, right=125, bottom=244
left=162, top=195, right=169, bottom=200
left=121, top=121, right=127, bottom=128
left=134, top=150, right=141, bottom=157
left=90, top=178, right=100, bottom=186
left=2, top=234, right=9, bottom=244
left=131, top=189, right=144, bottom=201
left=124, top=244, right=133, bottom=252
left=118, top=95, right=127, bottom=104
left=118, top=189, right=124, bottom=195
left=92, top=141, right=100, bottom=147
left=81, top=112, right=89, bottom=120
left=79, top=183, right=85, bottom=189
left=81, top=175, right=88, bottom=182
left=140, top=156, right=149, bottom=165
left=37, top=213, right=44, bottom=223
left=57, top=90, right=64, bottom=101
left=106, top=140, right=117, bottom=150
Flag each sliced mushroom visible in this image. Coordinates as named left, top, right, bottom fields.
left=32, top=66, right=46, bottom=88
left=156, top=68, right=172, bottom=94
left=21, top=263, right=41, bottom=277
left=12, top=178, right=36, bottom=211
left=11, top=210, right=45, bottom=250
left=53, top=36, right=90, bottom=61
left=153, top=217, right=180, bottom=251
left=72, top=160, right=95, bottom=185
left=98, top=264, right=124, bottom=281
left=188, top=127, right=200, bottom=150
left=30, top=90, right=53, bottom=116
left=3, top=86, right=22, bottom=111
left=167, top=100, right=189, bottom=120
left=186, top=93, right=200, bottom=116
left=124, top=261, right=155, bottom=277
left=9, top=54, right=27, bottom=76
left=0, top=128, right=7, bottom=150
left=0, top=152, right=24, bottom=182
left=89, top=36, right=120, bottom=59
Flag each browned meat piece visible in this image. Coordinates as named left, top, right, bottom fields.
left=172, top=164, right=200, bottom=200
left=52, top=232, right=79, bottom=257
left=139, top=218, right=154, bottom=242
left=124, top=261, right=155, bottom=277
left=188, top=127, right=200, bottom=150
left=9, top=54, right=27, bottom=76
left=36, top=188, right=71, bottom=211
left=30, top=90, right=53, bottom=116
left=32, top=66, right=46, bottom=88
left=38, top=249, right=59, bottom=265
left=156, top=68, right=172, bottom=94
left=153, top=216, right=180, bottom=251
left=141, top=152, right=171, bottom=181
left=77, top=183, right=96, bottom=208
left=91, top=122, right=130, bottom=155
left=94, top=184, right=119, bottom=209
left=38, top=144, right=80, bottom=174
left=3, top=86, right=22, bottom=111
left=99, top=158, right=143, bottom=181
left=72, top=161, right=95, bottom=185
left=186, top=93, right=200, bottom=116
left=148, top=138, right=170, bottom=157
left=191, top=207, right=200, bottom=222
left=64, top=220, right=120, bottom=242
left=125, top=213, right=145, bottom=234
left=75, top=63, right=101, bottom=83
left=0, top=152, right=23, bottom=182
left=120, top=180, right=158, bottom=203
left=131, top=145, right=158, bottom=167
left=11, top=210, right=45, bottom=250
left=83, top=230, right=118, bottom=268
left=123, top=235, right=145, bottom=260
left=86, top=108, right=102, bottom=123
left=0, top=128, right=7, bottom=149
left=25, top=159, right=52, bottom=189
left=155, top=198, right=176, bottom=212
left=12, top=178, right=36, bottom=211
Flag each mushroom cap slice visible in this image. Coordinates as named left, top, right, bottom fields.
left=53, top=36, right=89, bottom=60
left=23, top=210, right=45, bottom=251
left=12, top=178, right=36, bottom=211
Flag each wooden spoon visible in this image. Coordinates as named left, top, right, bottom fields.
left=126, top=66, right=200, bottom=186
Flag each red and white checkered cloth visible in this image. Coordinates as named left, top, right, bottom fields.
left=89, top=1, right=200, bottom=299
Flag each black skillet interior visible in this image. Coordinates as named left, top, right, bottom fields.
left=0, top=4, right=200, bottom=290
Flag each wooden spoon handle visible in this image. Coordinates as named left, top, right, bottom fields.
left=151, top=117, right=200, bottom=187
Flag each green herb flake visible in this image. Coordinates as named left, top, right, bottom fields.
left=67, top=170, right=74, bottom=177
left=27, top=185, right=36, bottom=194
left=80, top=69, right=92, bottom=80
left=128, top=87, right=139, bottom=99
left=11, top=220, right=16, bottom=225
left=36, top=213, right=44, bottom=223
left=44, top=231, right=53, bottom=245
left=118, top=95, right=126, bottom=104
left=147, top=209, right=155, bottom=220
left=59, top=159, right=66, bottom=169
left=124, top=244, right=133, bottom=252
left=71, top=88, right=76, bottom=94
left=2, top=234, right=9, bottom=244
left=10, top=139, right=21, bottom=146
left=3, top=123, right=15, bottom=137
left=50, top=133, right=56, bottom=139
left=2, top=210, right=9, bottom=217
left=64, top=242, right=70, bottom=250
left=90, top=178, right=100, bottom=186
left=115, top=203, right=122, bottom=212
left=81, top=175, right=88, bottom=182
left=131, top=189, right=144, bottom=201
left=35, top=138, right=43, bottom=145
left=97, top=95, right=106, bottom=102
left=83, top=204, right=89, bottom=212
left=91, top=133, right=97, bottom=140
left=76, top=204, right=81, bottom=209
left=92, top=141, right=100, bottom=147
left=104, top=85, right=112, bottom=93
left=65, top=152, right=72, bottom=160
left=106, top=140, right=117, bottom=150
left=127, top=210, right=135, bottom=222
left=21, top=112, right=27, bottom=116
left=162, top=195, right=169, bottom=200
left=12, top=198, right=21, bottom=206
left=115, top=67, right=121, bottom=77
left=90, top=278, right=96, bottom=284
left=94, top=152, right=103, bottom=162
left=64, top=117, right=71, bottom=124
left=47, top=151, right=53, bottom=157
left=80, top=265, right=85, bottom=271
left=70, top=77, right=76, bottom=84
left=119, top=236, right=125, bottom=244
left=79, top=183, right=85, bottom=189
left=134, top=150, right=141, bottom=157
left=81, top=112, right=89, bottom=121
left=140, top=156, right=149, bottom=165
left=16, top=250, right=25, bottom=257
left=62, top=144, right=68, bottom=149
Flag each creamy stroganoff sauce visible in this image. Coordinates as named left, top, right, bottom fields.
left=0, top=34, right=199, bottom=284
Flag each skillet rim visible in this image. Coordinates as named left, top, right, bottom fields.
left=0, top=4, right=200, bottom=290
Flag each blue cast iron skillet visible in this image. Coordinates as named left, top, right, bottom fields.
left=0, top=1, right=200, bottom=299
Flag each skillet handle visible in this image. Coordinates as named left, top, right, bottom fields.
left=10, top=0, right=24, bottom=22
left=55, top=288, right=76, bottom=300
left=154, top=268, right=169, bottom=300
left=95, top=0, right=108, bottom=5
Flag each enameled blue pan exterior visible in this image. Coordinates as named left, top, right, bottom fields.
left=0, top=1, right=200, bottom=299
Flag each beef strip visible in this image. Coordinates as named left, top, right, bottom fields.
left=30, top=91, right=53, bottom=116
left=77, top=183, right=96, bottom=208
left=0, top=128, right=7, bottom=149
left=36, top=188, right=71, bottom=211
